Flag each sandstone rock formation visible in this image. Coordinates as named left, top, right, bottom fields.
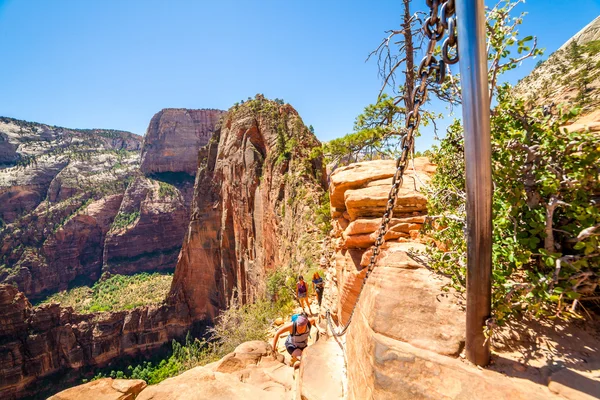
left=0, top=115, right=195, bottom=299
left=0, top=284, right=191, bottom=400
left=327, top=158, right=434, bottom=324
left=101, top=176, right=192, bottom=276
left=0, top=113, right=212, bottom=399
left=136, top=341, right=293, bottom=400
left=140, top=108, right=225, bottom=176
left=0, top=117, right=141, bottom=224
left=48, top=378, right=147, bottom=400
left=322, top=158, right=598, bottom=400
left=169, top=96, right=326, bottom=321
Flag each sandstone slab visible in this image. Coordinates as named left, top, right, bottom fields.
left=297, top=338, right=345, bottom=400
left=137, top=340, right=293, bottom=400
left=48, top=378, right=147, bottom=400
left=346, top=326, right=559, bottom=400
left=329, top=157, right=435, bottom=211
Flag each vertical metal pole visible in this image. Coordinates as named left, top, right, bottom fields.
left=455, top=0, right=492, bottom=366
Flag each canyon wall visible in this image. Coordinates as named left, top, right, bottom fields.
left=169, top=95, right=327, bottom=321
left=140, top=108, right=225, bottom=176
left=0, top=109, right=223, bottom=300
left=0, top=284, right=192, bottom=400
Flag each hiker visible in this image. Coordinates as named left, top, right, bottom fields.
left=296, top=275, right=311, bottom=314
left=271, top=313, right=317, bottom=366
left=312, top=272, right=324, bottom=307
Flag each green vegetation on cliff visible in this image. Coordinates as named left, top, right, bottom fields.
left=89, top=269, right=298, bottom=384
left=39, top=272, right=172, bottom=313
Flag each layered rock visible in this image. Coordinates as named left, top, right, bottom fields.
left=0, top=117, right=141, bottom=224
left=324, top=158, right=597, bottom=399
left=327, top=158, right=434, bottom=324
left=0, top=116, right=195, bottom=299
left=169, top=96, right=326, bottom=321
left=140, top=108, right=225, bottom=176
left=102, top=176, right=192, bottom=276
left=0, top=284, right=191, bottom=400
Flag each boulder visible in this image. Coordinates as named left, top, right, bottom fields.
left=137, top=341, right=293, bottom=400
left=297, top=338, right=345, bottom=400
left=48, top=378, right=146, bottom=400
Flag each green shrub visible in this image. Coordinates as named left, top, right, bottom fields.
left=111, top=210, right=140, bottom=230
left=158, top=181, right=178, bottom=198
left=424, top=85, right=600, bottom=324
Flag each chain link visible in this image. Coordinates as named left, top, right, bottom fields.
left=326, top=0, right=459, bottom=338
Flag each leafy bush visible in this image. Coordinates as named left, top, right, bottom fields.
left=90, top=333, right=218, bottom=385
left=266, top=267, right=296, bottom=314
left=424, top=85, right=600, bottom=323
left=315, top=192, right=332, bottom=235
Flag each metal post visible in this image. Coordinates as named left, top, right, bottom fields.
left=455, top=0, right=492, bottom=366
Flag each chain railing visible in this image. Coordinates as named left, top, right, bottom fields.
left=326, top=0, right=459, bottom=337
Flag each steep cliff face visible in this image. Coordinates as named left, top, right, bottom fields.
left=102, top=176, right=193, bottom=276
left=169, top=96, right=326, bottom=321
left=140, top=108, right=225, bottom=176
left=0, top=115, right=198, bottom=300
left=0, top=118, right=141, bottom=224
left=0, top=284, right=191, bottom=400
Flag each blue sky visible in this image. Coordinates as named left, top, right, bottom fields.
left=1, top=0, right=599, bottom=151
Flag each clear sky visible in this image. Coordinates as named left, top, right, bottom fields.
left=1, top=0, right=599, bottom=151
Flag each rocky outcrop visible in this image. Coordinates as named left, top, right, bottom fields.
left=137, top=341, right=293, bottom=400
left=0, top=284, right=191, bottom=400
left=140, top=108, right=225, bottom=176
left=48, top=378, right=147, bottom=400
left=169, top=96, right=326, bottom=321
left=326, top=158, right=434, bottom=325
left=323, top=158, right=598, bottom=399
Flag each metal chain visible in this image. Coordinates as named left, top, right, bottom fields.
left=326, top=0, right=459, bottom=338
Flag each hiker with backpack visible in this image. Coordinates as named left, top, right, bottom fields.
left=311, top=272, right=324, bottom=307
left=271, top=313, right=317, bottom=367
left=296, top=275, right=311, bottom=314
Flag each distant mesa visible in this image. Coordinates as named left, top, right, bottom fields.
left=140, top=108, right=225, bottom=176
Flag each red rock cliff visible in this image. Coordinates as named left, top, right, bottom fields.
left=0, top=284, right=191, bottom=400
left=169, top=96, right=326, bottom=321
left=140, top=108, right=225, bottom=176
